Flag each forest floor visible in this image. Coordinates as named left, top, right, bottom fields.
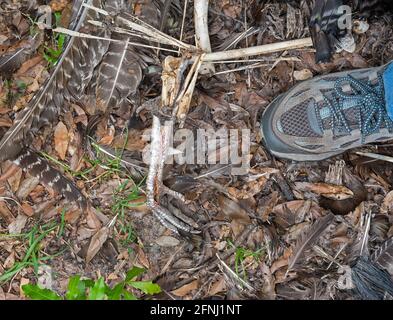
left=1, top=0, right=393, bottom=300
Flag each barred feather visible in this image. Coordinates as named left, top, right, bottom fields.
left=0, top=0, right=161, bottom=208
left=88, top=0, right=162, bottom=114
left=0, top=0, right=115, bottom=207
left=92, top=35, right=143, bottom=113
left=14, top=149, right=87, bottom=209
left=0, top=0, right=108, bottom=162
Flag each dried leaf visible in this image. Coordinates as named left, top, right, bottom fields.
left=294, top=182, right=353, bottom=200
left=86, top=226, right=110, bottom=263
left=54, top=121, right=69, bottom=160
left=19, top=278, right=30, bottom=298
left=4, top=251, right=15, bottom=269
left=217, top=194, right=251, bottom=223
left=0, top=287, right=5, bottom=300
left=86, top=208, right=102, bottom=230
left=21, top=202, right=34, bottom=217
left=171, top=280, right=199, bottom=297
left=6, top=165, right=23, bottom=192
left=0, top=201, right=15, bottom=224
left=208, top=277, right=226, bottom=296
left=293, top=69, right=313, bottom=80
left=8, top=214, right=28, bottom=234
left=155, top=236, right=180, bottom=247
left=135, top=245, right=150, bottom=269
left=271, top=249, right=292, bottom=274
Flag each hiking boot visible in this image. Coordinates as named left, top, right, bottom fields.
left=261, top=62, right=393, bottom=161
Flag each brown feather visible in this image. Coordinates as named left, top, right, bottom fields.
left=0, top=0, right=113, bottom=162
left=14, top=149, right=87, bottom=209
left=92, top=35, right=143, bottom=113
left=288, top=213, right=334, bottom=272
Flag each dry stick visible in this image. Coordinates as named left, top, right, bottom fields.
left=82, top=3, right=195, bottom=50
left=179, top=0, right=188, bottom=43
left=203, top=37, right=313, bottom=61
left=53, top=27, right=180, bottom=53
left=214, top=62, right=268, bottom=75
left=116, top=14, right=194, bottom=50
left=174, top=55, right=204, bottom=126
left=216, top=253, right=255, bottom=292
left=194, top=0, right=215, bottom=74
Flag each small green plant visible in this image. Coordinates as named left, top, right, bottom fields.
left=112, top=179, right=146, bottom=247
left=0, top=220, right=64, bottom=284
left=43, top=12, right=66, bottom=66
left=227, top=241, right=265, bottom=279
left=22, top=267, right=161, bottom=300
left=40, top=151, right=94, bottom=180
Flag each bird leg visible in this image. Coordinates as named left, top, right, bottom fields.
left=145, top=54, right=204, bottom=234
left=146, top=115, right=198, bottom=234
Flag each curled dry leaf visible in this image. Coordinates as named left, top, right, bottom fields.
left=85, top=226, right=110, bottom=263
left=15, top=55, right=43, bottom=76
left=171, top=279, right=199, bottom=297
left=272, top=200, right=322, bottom=228
left=257, top=191, right=279, bottom=222
left=134, top=244, right=150, bottom=269
left=19, top=278, right=30, bottom=298
left=0, top=286, right=5, bottom=300
left=6, top=166, right=23, bottom=193
left=260, top=262, right=276, bottom=299
left=270, top=248, right=292, bottom=274
left=4, top=251, right=15, bottom=269
left=294, top=182, right=354, bottom=200
left=54, top=121, right=69, bottom=160
left=0, top=163, right=20, bottom=182
left=86, top=207, right=102, bottom=230
left=227, top=168, right=277, bottom=199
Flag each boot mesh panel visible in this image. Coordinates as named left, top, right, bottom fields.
left=280, top=99, right=321, bottom=137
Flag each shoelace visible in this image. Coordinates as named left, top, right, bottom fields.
left=323, top=74, right=393, bottom=142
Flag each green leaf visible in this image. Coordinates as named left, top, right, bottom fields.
left=125, top=267, right=145, bottom=282
left=123, top=291, right=137, bottom=300
left=54, top=12, right=62, bottom=27
left=82, top=279, right=95, bottom=288
left=57, top=34, right=66, bottom=51
left=106, top=282, right=124, bottom=300
left=129, top=281, right=161, bottom=295
left=22, top=284, right=62, bottom=300
left=88, top=278, right=107, bottom=300
left=65, top=276, right=86, bottom=300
